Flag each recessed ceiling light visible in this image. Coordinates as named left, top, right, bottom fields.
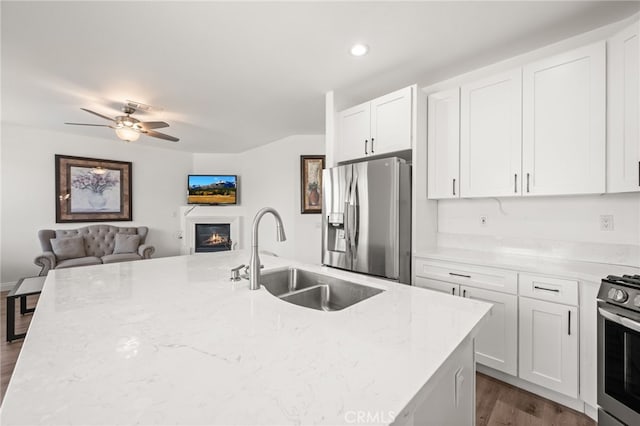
left=350, top=44, right=369, bottom=57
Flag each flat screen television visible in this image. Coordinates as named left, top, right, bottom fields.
left=187, top=175, right=238, bottom=205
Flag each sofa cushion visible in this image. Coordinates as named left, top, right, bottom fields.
left=113, top=233, right=140, bottom=254
left=50, top=236, right=86, bottom=260
left=102, top=253, right=142, bottom=264
left=56, top=256, right=102, bottom=269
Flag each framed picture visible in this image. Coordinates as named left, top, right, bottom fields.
left=300, top=155, right=325, bottom=214
left=55, top=155, right=132, bottom=223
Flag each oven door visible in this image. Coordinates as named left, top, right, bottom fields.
left=598, top=301, right=640, bottom=425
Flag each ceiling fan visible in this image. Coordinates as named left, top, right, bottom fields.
left=65, top=105, right=179, bottom=142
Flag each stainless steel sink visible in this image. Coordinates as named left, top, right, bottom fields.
left=260, top=267, right=384, bottom=311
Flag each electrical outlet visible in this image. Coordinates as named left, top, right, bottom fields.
left=480, top=216, right=488, bottom=226
left=600, top=215, right=614, bottom=231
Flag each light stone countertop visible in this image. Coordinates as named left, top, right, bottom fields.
left=1, top=251, right=491, bottom=426
left=415, top=247, right=640, bottom=285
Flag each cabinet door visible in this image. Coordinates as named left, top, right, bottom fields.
left=460, top=69, right=522, bottom=197
left=370, top=86, right=413, bottom=155
left=427, top=88, right=460, bottom=199
left=462, top=286, right=518, bottom=376
left=414, top=277, right=459, bottom=296
left=522, top=42, right=606, bottom=195
left=607, top=22, right=640, bottom=193
left=337, top=102, right=370, bottom=163
left=519, top=297, right=579, bottom=398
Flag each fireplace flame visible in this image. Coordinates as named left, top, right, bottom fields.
left=203, top=232, right=229, bottom=245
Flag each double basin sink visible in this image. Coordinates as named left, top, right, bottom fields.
left=260, top=267, right=384, bottom=311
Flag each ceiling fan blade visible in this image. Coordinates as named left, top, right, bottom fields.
left=80, top=108, right=115, bottom=122
left=137, top=121, right=170, bottom=130
left=144, top=129, right=179, bottom=142
left=65, top=122, right=112, bottom=127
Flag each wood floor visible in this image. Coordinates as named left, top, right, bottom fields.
left=0, top=291, right=596, bottom=425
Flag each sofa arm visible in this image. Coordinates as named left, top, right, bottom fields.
left=138, top=244, right=155, bottom=259
left=34, top=251, right=57, bottom=276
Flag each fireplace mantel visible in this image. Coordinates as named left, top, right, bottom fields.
left=179, top=206, right=242, bottom=255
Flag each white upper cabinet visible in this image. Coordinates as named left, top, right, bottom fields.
left=428, top=88, right=460, bottom=199
left=337, top=102, right=370, bottom=163
left=522, top=42, right=606, bottom=196
left=370, top=86, right=413, bottom=156
left=336, top=86, right=413, bottom=163
left=607, top=22, right=640, bottom=193
left=460, top=69, right=523, bottom=197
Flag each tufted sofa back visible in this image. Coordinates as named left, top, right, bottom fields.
left=38, top=225, right=148, bottom=258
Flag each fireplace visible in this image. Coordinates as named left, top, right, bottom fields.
left=194, top=223, right=232, bottom=252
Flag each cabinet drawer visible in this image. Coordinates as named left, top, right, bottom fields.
left=414, top=276, right=459, bottom=295
left=415, top=258, right=518, bottom=294
left=519, top=273, right=578, bottom=306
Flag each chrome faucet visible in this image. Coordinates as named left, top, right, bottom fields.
left=249, top=207, right=286, bottom=290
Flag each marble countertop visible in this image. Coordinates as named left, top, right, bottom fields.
left=415, top=247, right=640, bottom=284
left=1, top=251, right=490, bottom=426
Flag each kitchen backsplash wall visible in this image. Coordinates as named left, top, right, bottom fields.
left=437, top=193, right=640, bottom=266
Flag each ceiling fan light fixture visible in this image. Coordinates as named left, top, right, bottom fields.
left=115, top=126, right=140, bottom=142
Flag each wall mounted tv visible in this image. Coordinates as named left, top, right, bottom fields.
left=187, top=175, right=238, bottom=205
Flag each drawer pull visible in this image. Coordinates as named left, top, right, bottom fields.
left=568, top=311, right=571, bottom=336
left=451, top=287, right=456, bottom=296
left=534, top=285, right=560, bottom=293
left=449, top=272, right=471, bottom=278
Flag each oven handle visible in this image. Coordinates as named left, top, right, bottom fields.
left=599, top=307, right=640, bottom=333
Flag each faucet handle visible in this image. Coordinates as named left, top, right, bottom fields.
left=230, top=264, right=245, bottom=281
left=242, top=264, right=264, bottom=279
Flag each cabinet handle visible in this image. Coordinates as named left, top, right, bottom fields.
left=568, top=311, right=571, bottom=336
left=463, top=289, right=467, bottom=298
left=371, top=137, right=374, bottom=154
left=533, top=285, right=560, bottom=293
left=526, top=173, right=530, bottom=193
left=453, top=178, right=456, bottom=196
left=449, top=272, right=471, bottom=278
left=514, top=174, right=518, bottom=193
left=452, top=287, right=456, bottom=296
left=364, top=139, right=368, bottom=155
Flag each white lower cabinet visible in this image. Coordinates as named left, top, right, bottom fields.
left=518, top=296, right=579, bottom=398
left=414, top=276, right=518, bottom=377
left=411, top=337, right=474, bottom=426
left=462, top=286, right=518, bottom=376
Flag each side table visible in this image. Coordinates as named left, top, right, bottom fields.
left=6, top=275, right=45, bottom=342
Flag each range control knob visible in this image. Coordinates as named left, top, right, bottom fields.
left=613, top=289, right=629, bottom=303
left=634, top=295, right=640, bottom=308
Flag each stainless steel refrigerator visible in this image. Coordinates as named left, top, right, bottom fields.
left=322, top=157, right=411, bottom=284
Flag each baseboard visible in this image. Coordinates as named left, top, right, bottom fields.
left=1, top=281, right=17, bottom=292
left=477, top=364, right=586, bottom=414
left=584, top=403, right=598, bottom=421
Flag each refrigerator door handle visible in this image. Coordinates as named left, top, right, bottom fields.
left=353, top=179, right=359, bottom=246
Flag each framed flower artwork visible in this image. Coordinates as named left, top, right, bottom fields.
left=300, top=155, right=325, bottom=214
left=55, top=155, right=132, bottom=223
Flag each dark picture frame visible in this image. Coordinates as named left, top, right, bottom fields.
left=300, top=155, right=325, bottom=214
left=55, top=154, right=132, bottom=223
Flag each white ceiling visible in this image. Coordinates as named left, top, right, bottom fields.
left=2, top=1, right=639, bottom=153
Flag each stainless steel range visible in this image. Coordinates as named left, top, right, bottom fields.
left=598, top=274, right=640, bottom=426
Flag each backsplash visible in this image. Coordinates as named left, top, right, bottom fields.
left=437, top=233, right=640, bottom=267
left=436, top=192, right=640, bottom=266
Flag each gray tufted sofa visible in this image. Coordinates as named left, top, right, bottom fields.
left=34, top=225, right=155, bottom=276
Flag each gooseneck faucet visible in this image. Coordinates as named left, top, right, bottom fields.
left=249, top=207, right=287, bottom=290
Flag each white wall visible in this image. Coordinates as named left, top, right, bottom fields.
left=1, top=124, right=192, bottom=284
left=193, top=135, right=325, bottom=265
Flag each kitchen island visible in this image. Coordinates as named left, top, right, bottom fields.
left=1, top=251, right=490, bottom=425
